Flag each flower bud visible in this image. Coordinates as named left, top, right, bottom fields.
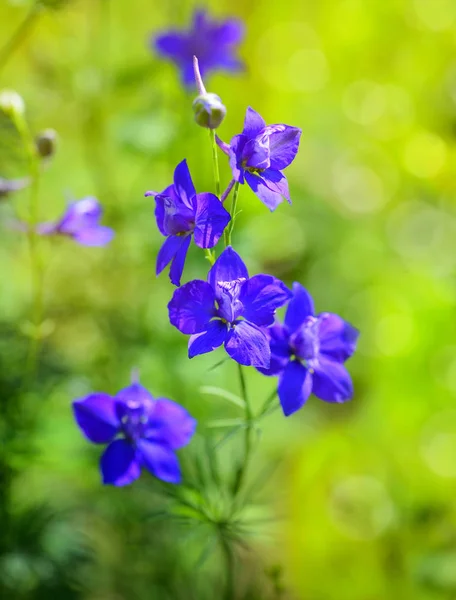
left=192, top=93, right=226, bottom=129
left=35, top=129, right=58, bottom=159
left=0, top=90, right=25, bottom=120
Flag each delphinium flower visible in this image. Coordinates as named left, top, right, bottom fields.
left=37, top=197, right=113, bottom=246
left=73, top=380, right=196, bottom=486
left=258, top=283, right=359, bottom=416
left=153, top=9, right=244, bottom=87
left=168, top=246, right=292, bottom=368
left=219, top=107, right=301, bottom=211
left=146, top=159, right=230, bottom=287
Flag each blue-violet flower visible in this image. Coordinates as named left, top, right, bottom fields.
left=258, top=283, right=359, bottom=416
left=168, top=246, right=292, bottom=368
left=153, top=9, right=244, bottom=87
left=225, top=107, right=301, bottom=211
left=73, top=382, right=196, bottom=486
left=37, top=197, right=113, bottom=246
left=146, top=159, right=230, bottom=287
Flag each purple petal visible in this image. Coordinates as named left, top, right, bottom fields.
left=72, top=393, right=119, bottom=444
left=193, top=193, right=231, bottom=248
left=311, top=357, right=354, bottom=403
left=240, top=275, right=292, bottom=327
left=155, top=184, right=185, bottom=236
left=188, top=319, right=228, bottom=358
left=256, top=323, right=290, bottom=376
left=148, top=398, right=196, bottom=449
left=285, top=282, right=315, bottom=333
left=216, top=135, right=230, bottom=156
left=115, top=382, right=154, bottom=409
left=225, top=320, right=270, bottom=368
left=58, top=197, right=102, bottom=234
left=73, top=226, right=114, bottom=246
left=154, top=32, right=186, bottom=60
left=278, top=360, right=312, bottom=416
left=168, top=280, right=215, bottom=334
left=261, top=125, right=301, bottom=171
left=243, top=107, right=266, bottom=139
left=215, top=19, right=245, bottom=45
left=136, top=440, right=181, bottom=484
left=262, top=169, right=290, bottom=203
left=169, top=234, right=191, bottom=286
left=156, top=235, right=184, bottom=276
left=207, top=246, right=249, bottom=290
left=242, top=137, right=270, bottom=170
left=318, top=313, right=359, bottom=362
left=244, top=171, right=284, bottom=212
left=173, top=160, right=196, bottom=209
left=229, top=134, right=247, bottom=183
left=100, top=439, right=140, bottom=486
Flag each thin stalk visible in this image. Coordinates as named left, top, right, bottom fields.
left=209, top=128, right=221, bottom=198
left=258, top=388, right=278, bottom=418
left=220, top=178, right=235, bottom=204
left=225, top=182, right=240, bottom=247
left=233, top=363, right=253, bottom=496
left=221, top=536, right=235, bottom=600
left=15, top=114, right=44, bottom=381
left=0, top=5, right=41, bottom=74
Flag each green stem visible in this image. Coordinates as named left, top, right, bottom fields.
left=209, top=129, right=221, bottom=198
left=233, top=363, right=253, bottom=496
left=221, top=536, right=235, bottom=600
left=225, top=181, right=240, bottom=247
left=0, top=5, right=41, bottom=74
left=15, top=114, right=44, bottom=381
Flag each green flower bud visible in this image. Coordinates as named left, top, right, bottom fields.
left=192, top=93, right=226, bottom=130
left=35, top=129, right=58, bottom=159
left=0, top=90, right=25, bottom=120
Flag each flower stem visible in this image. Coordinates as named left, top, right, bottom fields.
left=14, top=114, right=44, bottom=382
left=220, top=179, right=235, bottom=204
left=221, top=536, right=235, bottom=600
left=209, top=129, right=221, bottom=199
left=225, top=182, right=240, bottom=247
left=232, top=363, right=253, bottom=497
left=0, top=5, right=41, bottom=74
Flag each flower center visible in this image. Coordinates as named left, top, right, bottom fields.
left=290, top=317, right=320, bottom=362
left=216, top=278, right=246, bottom=323
left=120, top=404, right=150, bottom=441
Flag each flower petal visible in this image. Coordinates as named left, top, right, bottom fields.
left=228, top=134, right=247, bottom=183
left=168, top=280, right=215, bottom=334
left=73, top=226, right=114, bottom=246
left=244, top=171, right=284, bottom=212
left=261, top=169, right=290, bottom=203
left=207, top=246, right=249, bottom=290
left=242, top=137, right=270, bottom=170
left=156, top=235, right=183, bottom=276
left=72, top=393, right=119, bottom=444
left=318, top=313, right=359, bottom=362
left=188, top=319, right=228, bottom=358
left=148, top=398, right=196, bottom=449
left=262, top=125, right=301, bottom=171
left=240, top=274, right=292, bottom=326
left=311, top=357, right=354, bottom=403
left=100, top=439, right=140, bottom=486
left=136, top=440, right=181, bottom=484
left=278, top=360, right=312, bottom=416
left=243, top=107, right=266, bottom=139
left=115, top=382, right=154, bottom=408
left=153, top=32, right=186, bottom=60
left=193, top=193, right=231, bottom=248
left=173, top=160, right=196, bottom=209
left=225, top=320, right=270, bottom=368
left=58, top=197, right=101, bottom=234
left=169, top=234, right=191, bottom=287
left=215, top=19, right=245, bottom=45
left=284, top=282, right=315, bottom=333
left=256, top=323, right=290, bottom=376
left=154, top=184, right=180, bottom=236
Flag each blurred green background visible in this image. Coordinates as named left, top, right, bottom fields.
left=1, top=0, right=456, bottom=598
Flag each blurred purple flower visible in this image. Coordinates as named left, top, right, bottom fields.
left=37, top=197, right=113, bottom=246
left=220, top=107, right=301, bottom=211
left=153, top=9, right=244, bottom=86
left=168, top=246, right=291, bottom=368
left=73, top=381, right=196, bottom=486
left=258, top=283, right=359, bottom=416
left=146, top=159, right=230, bottom=287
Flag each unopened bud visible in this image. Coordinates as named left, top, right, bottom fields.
left=35, top=129, right=58, bottom=159
left=193, top=93, right=226, bottom=129
left=0, top=90, right=25, bottom=120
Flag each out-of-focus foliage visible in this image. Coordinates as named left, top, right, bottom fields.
left=1, top=0, right=456, bottom=598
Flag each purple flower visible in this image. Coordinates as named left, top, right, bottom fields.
left=226, top=107, right=301, bottom=211
left=73, top=382, right=196, bottom=486
left=147, top=159, right=230, bottom=287
left=258, top=283, right=359, bottom=416
left=168, top=246, right=292, bottom=368
left=153, top=9, right=244, bottom=87
left=37, top=197, right=113, bottom=246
